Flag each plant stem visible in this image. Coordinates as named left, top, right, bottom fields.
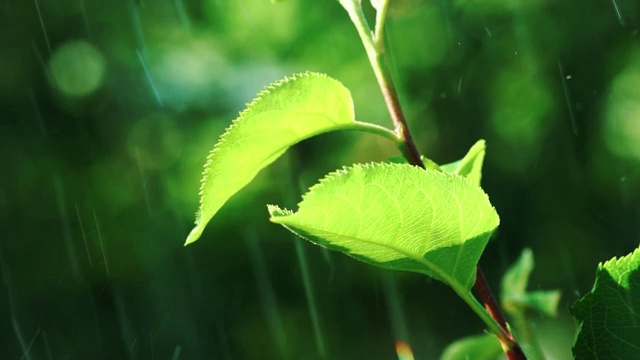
left=475, top=267, right=528, bottom=359
left=339, top=0, right=423, bottom=167
left=339, top=1, right=527, bottom=358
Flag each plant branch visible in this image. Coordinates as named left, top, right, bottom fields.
left=339, top=1, right=527, bottom=359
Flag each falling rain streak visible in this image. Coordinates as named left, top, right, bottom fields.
left=80, top=0, right=93, bottom=39
left=54, top=175, right=80, bottom=278
left=245, top=233, right=287, bottom=357
left=76, top=204, right=93, bottom=265
left=32, top=0, right=51, bottom=54
left=12, top=317, right=33, bottom=360
left=136, top=49, right=164, bottom=106
left=558, top=61, right=578, bottom=136
left=135, top=148, right=152, bottom=216
left=294, top=238, right=327, bottom=357
left=611, top=0, right=625, bottom=25
left=93, top=211, right=110, bottom=276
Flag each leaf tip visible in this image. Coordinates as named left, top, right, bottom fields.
left=184, top=225, right=204, bottom=246
left=267, top=204, right=293, bottom=221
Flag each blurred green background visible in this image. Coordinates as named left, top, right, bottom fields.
left=1, top=0, right=639, bottom=359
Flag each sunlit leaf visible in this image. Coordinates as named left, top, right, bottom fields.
left=186, top=72, right=357, bottom=245
left=501, top=248, right=561, bottom=317
left=269, top=163, right=499, bottom=290
left=441, top=333, right=502, bottom=360
left=571, top=246, right=640, bottom=359
left=440, top=140, right=486, bottom=186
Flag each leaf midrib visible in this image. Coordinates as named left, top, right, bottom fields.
left=278, top=221, right=471, bottom=290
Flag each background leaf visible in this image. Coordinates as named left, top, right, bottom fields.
left=186, top=72, right=357, bottom=244
left=269, top=162, right=500, bottom=290
left=571, top=246, right=640, bottom=359
left=440, top=140, right=486, bottom=186
left=440, top=333, right=502, bottom=360
left=501, top=248, right=561, bottom=317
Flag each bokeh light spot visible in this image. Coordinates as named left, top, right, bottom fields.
left=489, top=64, right=553, bottom=146
left=127, top=116, right=183, bottom=170
left=49, top=40, right=106, bottom=97
left=604, top=48, right=640, bottom=161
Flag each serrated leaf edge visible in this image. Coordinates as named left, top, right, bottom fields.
left=193, top=72, right=346, bottom=227
left=269, top=161, right=499, bottom=290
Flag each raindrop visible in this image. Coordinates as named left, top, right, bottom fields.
left=80, top=0, right=93, bottom=39
left=137, top=48, right=164, bottom=106
left=54, top=175, right=80, bottom=278
left=382, top=273, right=410, bottom=345
left=174, top=0, right=191, bottom=29
left=22, top=327, right=42, bottom=360
left=30, top=41, right=51, bottom=83
left=294, top=237, right=327, bottom=356
left=134, top=147, right=152, bottom=216
left=171, top=345, right=182, bottom=360
left=245, top=232, right=287, bottom=356
left=11, top=317, right=32, bottom=360
left=32, top=0, right=51, bottom=54
left=27, top=88, right=46, bottom=136
left=128, top=0, right=146, bottom=52
left=484, top=27, right=493, bottom=37
left=611, top=0, right=625, bottom=26
left=558, top=61, right=578, bottom=136
left=93, top=210, right=110, bottom=276
left=41, top=329, right=53, bottom=360
left=75, top=204, right=93, bottom=265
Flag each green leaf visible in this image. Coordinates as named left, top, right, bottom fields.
left=440, top=140, right=486, bottom=186
left=441, top=333, right=502, bottom=360
left=571, top=246, right=640, bottom=359
left=501, top=248, right=561, bottom=317
left=186, top=72, right=357, bottom=245
left=269, top=162, right=499, bottom=290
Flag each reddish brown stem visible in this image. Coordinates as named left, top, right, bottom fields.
left=475, top=266, right=527, bottom=359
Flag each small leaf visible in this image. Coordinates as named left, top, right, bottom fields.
left=441, top=333, right=502, bottom=360
left=440, top=140, right=486, bottom=186
left=269, top=163, right=499, bottom=290
left=389, top=140, right=486, bottom=186
left=186, top=72, right=357, bottom=245
left=571, top=246, right=640, bottom=359
left=501, top=248, right=561, bottom=316
left=387, top=154, right=440, bottom=171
